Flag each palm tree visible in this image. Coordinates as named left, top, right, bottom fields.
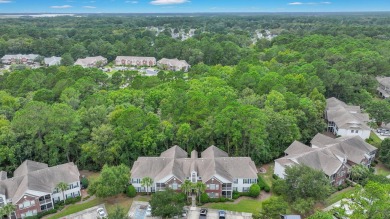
left=56, top=182, right=69, bottom=204
left=1, top=203, right=16, bottom=219
left=181, top=180, right=192, bottom=197
left=194, top=182, right=206, bottom=203
left=141, top=177, right=154, bottom=195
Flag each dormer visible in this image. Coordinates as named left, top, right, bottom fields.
left=191, top=171, right=197, bottom=183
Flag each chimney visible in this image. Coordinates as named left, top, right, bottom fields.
left=191, top=150, right=198, bottom=159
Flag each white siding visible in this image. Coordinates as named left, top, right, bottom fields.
left=233, top=178, right=257, bottom=192
left=337, top=128, right=370, bottom=140
left=274, top=161, right=286, bottom=179
left=52, top=181, right=81, bottom=202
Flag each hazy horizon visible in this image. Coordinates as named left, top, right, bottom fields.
left=0, top=0, right=390, bottom=13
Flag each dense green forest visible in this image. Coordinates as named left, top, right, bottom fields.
left=1, top=14, right=390, bottom=172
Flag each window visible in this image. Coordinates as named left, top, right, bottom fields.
left=233, top=187, right=238, bottom=191
left=233, top=179, right=238, bottom=184
left=191, top=172, right=197, bottom=183
left=209, top=184, right=216, bottom=190
left=242, top=187, right=249, bottom=192
left=172, top=183, right=178, bottom=190
left=355, top=130, right=359, bottom=133
left=351, top=130, right=354, bottom=133
left=19, top=204, right=23, bottom=209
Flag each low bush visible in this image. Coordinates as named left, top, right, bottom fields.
left=126, top=185, right=137, bottom=197
left=81, top=177, right=89, bottom=189
left=82, top=195, right=91, bottom=201
left=200, top=193, right=209, bottom=203
left=249, top=184, right=261, bottom=197
left=257, top=175, right=270, bottom=192
left=25, top=208, right=58, bottom=219
left=272, top=174, right=279, bottom=180
left=65, top=196, right=81, bottom=205
left=232, top=190, right=240, bottom=199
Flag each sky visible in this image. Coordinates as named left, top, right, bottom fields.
left=0, top=0, right=390, bottom=13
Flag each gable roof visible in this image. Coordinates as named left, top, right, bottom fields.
left=277, top=133, right=377, bottom=176
left=326, top=97, right=370, bottom=130
left=44, top=56, right=62, bottom=66
left=377, top=76, right=390, bottom=88
left=0, top=161, right=79, bottom=203
left=157, top=58, right=190, bottom=68
left=201, top=145, right=228, bottom=158
left=160, top=145, right=188, bottom=158
left=14, top=160, right=48, bottom=177
left=131, top=145, right=258, bottom=183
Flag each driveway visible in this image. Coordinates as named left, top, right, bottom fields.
left=62, top=204, right=107, bottom=219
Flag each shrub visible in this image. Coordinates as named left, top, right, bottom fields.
left=81, top=177, right=89, bottom=189
left=82, top=195, right=91, bottom=201
left=264, top=185, right=271, bottom=192
left=232, top=190, right=240, bottom=199
left=272, top=178, right=287, bottom=195
left=200, top=193, right=209, bottom=203
left=64, top=196, right=81, bottom=205
left=272, top=174, right=279, bottom=180
left=257, top=175, right=270, bottom=191
left=249, top=184, right=261, bottom=198
left=25, top=208, right=58, bottom=219
left=177, top=192, right=187, bottom=202
left=126, top=185, right=137, bottom=197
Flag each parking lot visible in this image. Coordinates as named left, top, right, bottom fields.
left=187, top=207, right=252, bottom=219
left=62, top=204, right=107, bottom=219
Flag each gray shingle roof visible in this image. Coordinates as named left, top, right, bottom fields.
left=157, top=58, right=190, bottom=69
left=277, top=134, right=377, bottom=176
left=0, top=161, right=79, bottom=203
left=44, top=56, right=62, bottom=66
left=326, top=97, right=370, bottom=130
left=377, top=76, right=390, bottom=88
left=131, top=145, right=258, bottom=183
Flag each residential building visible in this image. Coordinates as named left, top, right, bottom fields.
left=157, top=58, right=190, bottom=72
left=0, top=160, right=80, bottom=219
left=130, top=145, right=258, bottom=198
left=274, top=133, right=377, bottom=186
left=74, top=56, right=107, bottom=68
left=115, top=56, right=156, bottom=67
left=1, top=54, right=40, bottom=65
left=376, top=76, right=390, bottom=99
left=44, top=56, right=62, bottom=66
left=325, top=97, right=370, bottom=139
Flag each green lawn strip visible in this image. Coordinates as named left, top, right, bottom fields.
left=259, top=163, right=274, bottom=187
left=376, top=164, right=390, bottom=176
left=135, top=196, right=151, bottom=202
left=325, top=187, right=356, bottom=206
left=206, top=198, right=269, bottom=214
left=47, top=198, right=103, bottom=219
left=367, top=131, right=382, bottom=148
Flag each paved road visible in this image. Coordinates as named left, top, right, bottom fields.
left=63, top=204, right=107, bottom=219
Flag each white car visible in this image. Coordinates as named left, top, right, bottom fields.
left=146, top=205, right=152, bottom=217
left=97, top=207, right=107, bottom=219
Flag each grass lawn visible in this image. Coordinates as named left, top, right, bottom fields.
left=46, top=194, right=134, bottom=219
left=206, top=197, right=269, bottom=214
left=367, top=131, right=382, bottom=148
left=47, top=198, right=103, bottom=219
left=375, top=163, right=390, bottom=176
left=135, top=195, right=151, bottom=202
left=260, top=163, right=274, bottom=186
left=325, top=187, right=356, bottom=206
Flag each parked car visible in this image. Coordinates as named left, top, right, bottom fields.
left=97, top=207, right=107, bottom=219
left=146, top=205, right=152, bottom=217
left=200, top=208, right=208, bottom=219
left=377, top=128, right=389, bottom=133
left=381, top=131, right=390, bottom=136
left=219, top=210, right=226, bottom=219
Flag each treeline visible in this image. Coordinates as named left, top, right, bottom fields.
left=2, top=14, right=390, bottom=173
